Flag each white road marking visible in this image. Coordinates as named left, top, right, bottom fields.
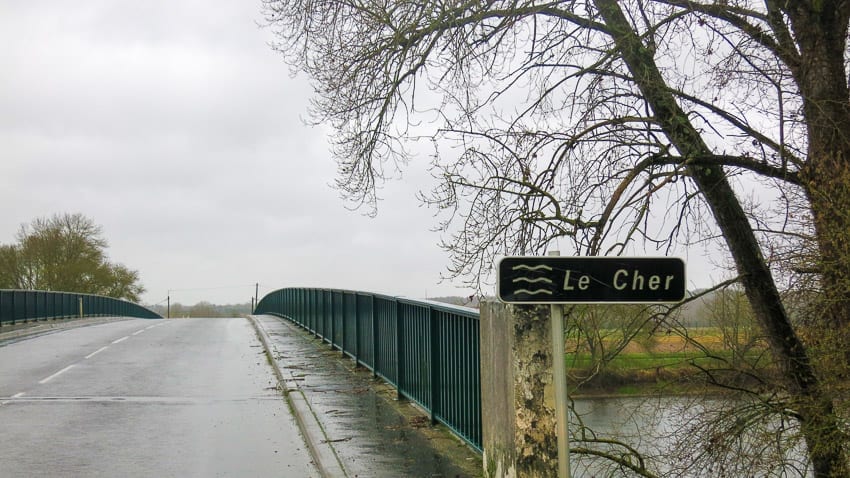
left=39, top=365, right=76, bottom=384
left=85, top=346, right=109, bottom=359
left=1, top=392, right=26, bottom=405
left=131, top=329, right=145, bottom=336
left=112, top=336, right=129, bottom=344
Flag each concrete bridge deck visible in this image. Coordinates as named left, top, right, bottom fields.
left=0, top=315, right=481, bottom=477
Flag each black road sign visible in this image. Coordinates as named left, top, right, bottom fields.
left=498, top=256, right=686, bottom=304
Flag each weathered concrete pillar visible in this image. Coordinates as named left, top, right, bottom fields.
left=481, top=302, right=558, bottom=478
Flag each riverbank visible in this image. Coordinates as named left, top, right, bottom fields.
left=567, top=327, right=771, bottom=398
left=570, top=368, right=727, bottom=398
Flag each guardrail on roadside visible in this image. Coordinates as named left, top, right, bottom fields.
left=0, top=289, right=162, bottom=324
left=255, top=287, right=482, bottom=452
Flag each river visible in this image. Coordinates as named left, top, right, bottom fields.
left=570, top=396, right=811, bottom=477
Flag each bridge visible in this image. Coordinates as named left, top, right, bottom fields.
left=0, top=288, right=486, bottom=477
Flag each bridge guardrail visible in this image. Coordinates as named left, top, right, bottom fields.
left=0, top=289, right=161, bottom=324
left=256, top=287, right=482, bottom=452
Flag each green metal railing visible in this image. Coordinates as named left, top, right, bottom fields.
left=255, top=287, right=482, bottom=451
left=0, top=289, right=161, bottom=324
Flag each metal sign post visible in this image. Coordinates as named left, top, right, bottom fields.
left=548, top=252, right=570, bottom=477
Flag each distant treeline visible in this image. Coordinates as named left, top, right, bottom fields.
left=148, top=301, right=251, bottom=318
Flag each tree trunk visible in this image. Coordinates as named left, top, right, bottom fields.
left=792, top=11, right=850, bottom=474
left=791, top=2, right=850, bottom=347
left=593, top=1, right=848, bottom=475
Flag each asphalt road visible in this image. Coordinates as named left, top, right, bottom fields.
left=0, top=318, right=317, bottom=477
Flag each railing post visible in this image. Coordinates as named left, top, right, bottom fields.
left=329, top=290, right=335, bottom=350
left=318, top=289, right=325, bottom=339
left=310, top=290, right=314, bottom=332
left=307, top=289, right=312, bottom=332
left=36, top=291, right=43, bottom=321
left=395, top=299, right=404, bottom=401
left=24, top=291, right=31, bottom=322
left=371, top=295, right=378, bottom=378
left=354, top=294, right=360, bottom=367
left=313, top=289, right=319, bottom=337
left=341, top=291, right=346, bottom=357
left=429, top=306, right=439, bottom=425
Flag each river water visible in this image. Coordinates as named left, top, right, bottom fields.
left=569, top=396, right=811, bottom=477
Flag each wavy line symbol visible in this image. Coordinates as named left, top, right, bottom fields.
left=512, top=264, right=553, bottom=272
left=515, top=289, right=553, bottom=296
left=513, top=277, right=553, bottom=285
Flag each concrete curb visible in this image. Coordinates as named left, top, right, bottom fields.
left=248, top=315, right=348, bottom=478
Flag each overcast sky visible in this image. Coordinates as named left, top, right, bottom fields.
left=1, top=1, right=719, bottom=306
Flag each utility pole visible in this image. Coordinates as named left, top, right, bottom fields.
left=255, top=283, right=259, bottom=310
left=167, top=291, right=170, bottom=319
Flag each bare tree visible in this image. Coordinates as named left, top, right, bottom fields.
left=263, top=1, right=850, bottom=476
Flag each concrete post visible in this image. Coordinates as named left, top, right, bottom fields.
left=481, top=302, right=559, bottom=478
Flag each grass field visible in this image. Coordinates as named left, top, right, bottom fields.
left=567, top=350, right=739, bottom=370
left=565, top=327, right=770, bottom=395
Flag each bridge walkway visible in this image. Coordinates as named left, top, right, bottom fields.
left=252, top=314, right=482, bottom=477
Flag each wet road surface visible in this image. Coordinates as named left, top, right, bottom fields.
left=0, top=318, right=317, bottom=477
left=253, top=314, right=483, bottom=477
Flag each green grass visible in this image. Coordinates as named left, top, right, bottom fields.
left=566, top=350, right=753, bottom=372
